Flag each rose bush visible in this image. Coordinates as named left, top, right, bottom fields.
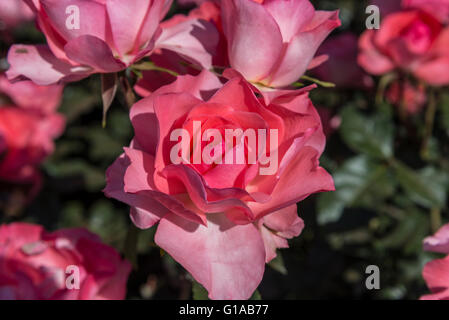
left=104, top=70, right=334, bottom=299
left=0, top=223, right=131, bottom=300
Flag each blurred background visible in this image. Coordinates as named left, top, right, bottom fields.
left=1, top=0, right=448, bottom=300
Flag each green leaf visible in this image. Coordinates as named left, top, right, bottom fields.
left=376, top=208, right=428, bottom=254
left=124, top=224, right=140, bottom=269
left=317, top=192, right=345, bottom=225
left=392, top=161, right=447, bottom=209
left=317, top=155, right=395, bottom=225
left=250, top=290, right=262, bottom=300
left=439, top=93, right=449, bottom=136
left=43, top=159, right=106, bottom=192
left=340, top=106, right=394, bottom=159
left=268, top=252, right=288, bottom=275
left=192, top=281, right=209, bottom=300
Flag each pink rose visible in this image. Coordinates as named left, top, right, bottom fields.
left=0, top=223, right=131, bottom=300
left=104, top=70, right=334, bottom=299
left=0, top=74, right=64, bottom=184
left=6, top=0, right=218, bottom=85
left=421, top=224, right=449, bottom=300
left=0, top=75, right=63, bottom=115
left=221, top=0, right=340, bottom=88
left=358, top=9, right=449, bottom=86
left=403, top=0, right=449, bottom=24
left=0, top=107, right=64, bottom=184
left=0, top=0, right=34, bottom=30
left=312, top=32, right=373, bottom=89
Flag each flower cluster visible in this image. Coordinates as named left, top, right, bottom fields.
left=2, top=0, right=340, bottom=300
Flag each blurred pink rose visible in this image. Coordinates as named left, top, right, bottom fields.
left=0, top=0, right=34, bottom=30
left=403, top=0, right=449, bottom=24
left=7, top=0, right=218, bottom=85
left=0, top=107, right=64, bottom=184
left=104, top=70, right=334, bottom=299
left=0, top=223, right=131, bottom=300
left=312, top=32, right=373, bottom=89
left=421, top=224, right=449, bottom=300
left=0, top=75, right=63, bottom=114
left=221, top=0, right=340, bottom=88
left=386, top=80, right=427, bottom=114
left=0, top=74, right=64, bottom=184
left=358, top=10, right=449, bottom=86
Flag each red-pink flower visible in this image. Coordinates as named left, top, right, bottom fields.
left=421, top=224, right=449, bottom=300
left=0, top=108, right=64, bottom=184
left=0, top=0, right=34, bottom=30
left=0, top=75, right=64, bottom=184
left=403, top=0, right=449, bottom=24
left=358, top=9, right=449, bottom=86
left=104, top=70, right=334, bottom=299
left=6, top=0, right=218, bottom=85
left=312, top=32, right=373, bottom=89
left=0, top=75, right=63, bottom=115
left=0, top=223, right=131, bottom=300
left=221, top=0, right=340, bottom=88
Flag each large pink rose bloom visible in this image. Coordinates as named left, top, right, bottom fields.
left=0, top=75, right=64, bottom=184
left=0, top=223, right=131, bottom=300
left=421, top=224, right=449, bottom=300
left=0, top=0, right=34, bottom=30
left=358, top=9, right=449, bottom=86
left=6, top=0, right=218, bottom=85
left=221, top=0, right=340, bottom=88
left=403, top=0, right=449, bottom=24
left=104, top=70, right=334, bottom=299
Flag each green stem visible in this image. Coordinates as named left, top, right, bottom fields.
left=375, top=73, right=396, bottom=107
left=421, top=89, right=437, bottom=160
left=430, top=207, right=442, bottom=233
left=300, top=75, right=335, bottom=88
